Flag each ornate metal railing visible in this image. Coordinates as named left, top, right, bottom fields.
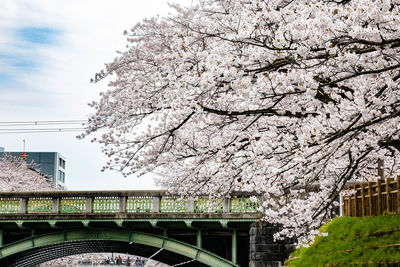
left=0, top=191, right=260, bottom=214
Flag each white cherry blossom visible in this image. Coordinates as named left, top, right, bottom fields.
left=83, top=0, right=400, bottom=240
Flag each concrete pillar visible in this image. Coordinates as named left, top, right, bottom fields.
left=187, top=200, right=195, bottom=212
left=19, top=198, right=27, bottom=214
left=119, top=196, right=126, bottom=212
left=196, top=229, right=202, bottom=248
left=52, top=197, right=60, bottom=213
left=232, top=229, right=237, bottom=264
left=85, top=197, right=93, bottom=213
left=249, top=222, right=294, bottom=267
left=223, top=198, right=230, bottom=213
left=152, top=197, right=160, bottom=212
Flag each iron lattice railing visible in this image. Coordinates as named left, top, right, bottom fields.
left=0, top=191, right=260, bottom=214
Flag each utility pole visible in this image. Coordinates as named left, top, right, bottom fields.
left=21, top=139, right=27, bottom=160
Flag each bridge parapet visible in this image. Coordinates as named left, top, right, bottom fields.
left=0, top=191, right=260, bottom=215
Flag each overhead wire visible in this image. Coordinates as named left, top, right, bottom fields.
left=0, top=129, right=84, bottom=135
left=0, top=120, right=89, bottom=134
left=0, top=120, right=87, bottom=126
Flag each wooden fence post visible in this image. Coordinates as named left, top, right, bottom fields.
left=377, top=179, right=382, bottom=215
left=386, top=178, right=391, bottom=213
left=353, top=185, right=358, bottom=217
left=397, top=176, right=400, bottom=213
left=368, top=182, right=373, bottom=216
left=361, top=183, right=365, bottom=217
left=347, top=192, right=351, bottom=216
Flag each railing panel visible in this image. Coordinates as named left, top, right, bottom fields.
left=93, top=197, right=119, bottom=213
left=160, top=197, right=187, bottom=212
left=230, top=197, right=259, bottom=212
left=60, top=197, right=86, bottom=213
left=194, top=198, right=224, bottom=213
left=27, top=198, right=52, bottom=213
left=0, top=198, right=19, bottom=214
left=126, top=196, right=152, bottom=212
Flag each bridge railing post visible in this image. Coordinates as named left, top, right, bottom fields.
left=52, top=197, right=60, bottom=213
left=85, top=197, right=93, bottom=213
left=187, top=200, right=195, bottom=212
left=19, top=198, right=27, bottom=214
left=152, top=197, right=160, bottom=212
left=223, top=198, right=230, bottom=213
left=119, top=196, right=126, bottom=213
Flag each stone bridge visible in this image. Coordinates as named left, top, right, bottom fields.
left=0, top=191, right=292, bottom=266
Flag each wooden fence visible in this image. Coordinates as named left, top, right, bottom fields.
left=342, top=176, right=400, bottom=217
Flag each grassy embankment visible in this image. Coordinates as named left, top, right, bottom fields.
left=286, top=215, right=400, bottom=266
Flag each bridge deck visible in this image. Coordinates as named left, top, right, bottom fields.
left=0, top=191, right=260, bottom=266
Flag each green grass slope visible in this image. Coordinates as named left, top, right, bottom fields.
left=286, top=215, right=400, bottom=266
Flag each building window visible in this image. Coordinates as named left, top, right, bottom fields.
left=59, top=158, right=65, bottom=169
left=59, top=170, right=65, bottom=183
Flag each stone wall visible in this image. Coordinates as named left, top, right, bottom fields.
left=249, top=222, right=295, bottom=267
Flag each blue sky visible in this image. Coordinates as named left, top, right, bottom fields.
left=0, top=27, right=59, bottom=94
left=18, top=27, right=59, bottom=45
left=0, top=0, right=187, bottom=190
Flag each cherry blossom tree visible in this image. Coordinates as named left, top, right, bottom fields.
left=83, top=0, right=400, bottom=239
left=40, top=253, right=166, bottom=267
left=0, top=154, right=54, bottom=192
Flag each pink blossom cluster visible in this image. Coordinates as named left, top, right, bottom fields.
left=0, top=154, right=54, bottom=192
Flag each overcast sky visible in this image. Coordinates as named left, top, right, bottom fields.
left=0, top=0, right=188, bottom=190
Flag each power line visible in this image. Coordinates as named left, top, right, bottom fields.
left=0, top=127, right=85, bottom=131
left=0, top=127, right=86, bottom=131
left=0, top=120, right=87, bottom=123
left=0, top=129, right=87, bottom=134
left=0, top=120, right=104, bottom=134
left=0, top=120, right=86, bottom=134
left=0, top=120, right=87, bottom=126
left=0, top=122, right=86, bottom=127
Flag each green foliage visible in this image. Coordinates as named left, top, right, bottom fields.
left=287, top=215, right=400, bottom=266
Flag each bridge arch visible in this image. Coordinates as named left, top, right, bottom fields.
left=0, top=229, right=239, bottom=267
